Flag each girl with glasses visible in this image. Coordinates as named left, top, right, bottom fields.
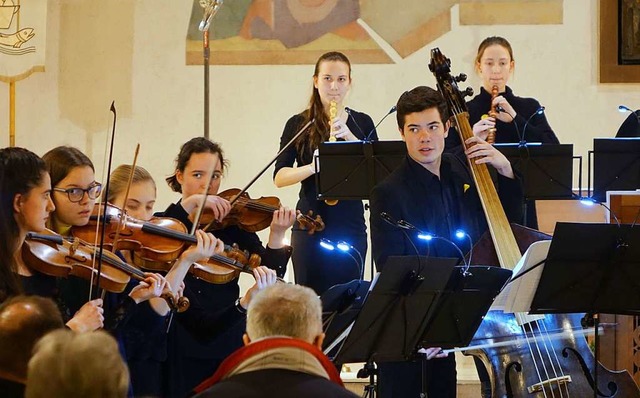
left=0, top=147, right=102, bottom=333
left=40, top=146, right=171, bottom=340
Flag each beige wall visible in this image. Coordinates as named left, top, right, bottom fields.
left=1, top=0, right=638, bottom=282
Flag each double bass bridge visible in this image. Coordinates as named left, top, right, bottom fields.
left=527, top=375, right=572, bottom=393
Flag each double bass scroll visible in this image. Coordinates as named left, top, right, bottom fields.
left=429, top=47, right=640, bottom=398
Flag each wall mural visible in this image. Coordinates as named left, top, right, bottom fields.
left=185, top=0, right=563, bottom=65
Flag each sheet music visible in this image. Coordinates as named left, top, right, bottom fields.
left=500, top=240, right=551, bottom=314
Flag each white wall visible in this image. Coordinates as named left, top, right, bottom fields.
left=1, top=0, right=638, bottom=283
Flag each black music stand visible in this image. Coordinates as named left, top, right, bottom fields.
left=321, top=279, right=371, bottom=359
left=590, top=138, right=640, bottom=202
left=316, top=141, right=406, bottom=201
left=494, top=143, right=575, bottom=200
left=529, top=222, right=640, bottom=398
left=530, top=222, right=640, bottom=316
left=331, top=256, right=511, bottom=396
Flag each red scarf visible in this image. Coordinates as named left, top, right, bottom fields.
left=192, top=337, right=344, bottom=395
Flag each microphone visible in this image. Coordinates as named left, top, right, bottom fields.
left=365, top=105, right=397, bottom=142
left=380, top=212, right=469, bottom=268
left=618, top=104, right=640, bottom=126
left=345, top=106, right=397, bottom=142
left=519, top=106, right=545, bottom=147
left=343, top=107, right=365, bottom=138
left=199, top=0, right=223, bottom=32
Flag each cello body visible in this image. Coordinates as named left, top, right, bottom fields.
left=428, top=48, right=640, bottom=398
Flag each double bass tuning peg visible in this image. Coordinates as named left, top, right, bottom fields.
left=454, top=73, right=467, bottom=82
left=462, top=87, right=474, bottom=98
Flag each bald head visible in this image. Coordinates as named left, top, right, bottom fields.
left=0, top=295, right=64, bottom=381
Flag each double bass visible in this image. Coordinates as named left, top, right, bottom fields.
left=429, top=48, right=640, bottom=397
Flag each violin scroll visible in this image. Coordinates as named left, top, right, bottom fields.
left=296, top=210, right=325, bottom=235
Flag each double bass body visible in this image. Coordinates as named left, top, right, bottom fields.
left=471, top=311, right=636, bottom=397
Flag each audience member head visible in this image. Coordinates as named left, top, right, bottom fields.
left=0, top=295, right=64, bottom=383
left=244, top=283, right=324, bottom=348
left=0, top=147, right=51, bottom=302
left=26, top=329, right=129, bottom=398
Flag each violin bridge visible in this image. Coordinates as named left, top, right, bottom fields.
left=527, top=375, right=572, bottom=393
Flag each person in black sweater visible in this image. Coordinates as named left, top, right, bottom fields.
left=274, top=51, right=377, bottom=295
left=445, top=36, right=558, bottom=229
left=159, top=137, right=292, bottom=397
left=370, top=86, right=523, bottom=398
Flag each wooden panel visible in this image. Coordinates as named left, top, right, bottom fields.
left=599, top=0, right=640, bottom=83
left=600, top=192, right=640, bottom=386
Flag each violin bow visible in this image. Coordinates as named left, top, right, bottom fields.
left=202, top=119, right=314, bottom=231
left=111, top=144, right=141, bottom=252
left=189, top=161, right=218, bottom=235
left=89, top=101, right=118, bottom=301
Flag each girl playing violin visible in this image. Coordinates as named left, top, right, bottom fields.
left=274, top=51, right=377, bottom=295
left=0, top=147, right=100, bottom=332
left=158, top=137, right=292, bottom=397
left=107, top=163, right=267, bottom=397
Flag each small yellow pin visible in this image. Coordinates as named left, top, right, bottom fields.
left=463, top=184, right=470, bottom=193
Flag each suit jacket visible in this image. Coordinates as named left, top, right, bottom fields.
left=370, top=154, right=524, bottom=269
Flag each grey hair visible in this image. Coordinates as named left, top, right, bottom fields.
left=246, top=284, right=322, bottom=343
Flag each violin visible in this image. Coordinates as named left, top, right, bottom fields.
left=429, top=48, right=640, bottom=397
left=195, top=188, right=325, bottom=235
left=22, top=229, right=189, bottom=312
left=71, top=203, right=269, bottom=284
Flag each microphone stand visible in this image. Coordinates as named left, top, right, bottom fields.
left=199, top=1, right=223, bottom=139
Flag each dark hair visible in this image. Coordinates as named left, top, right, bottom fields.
left=297, top=51, right=352, bottom=154
left=42, top=146, right=94, bottom=189
left=0, top=147, right=48, bottom=303
left=165, top=137, right=227, bottom=193
left=475, top=36, right=514, bottom=67
left=0, top=295, right=64, bottom=379
left=396, top=86, right=450, bottom=129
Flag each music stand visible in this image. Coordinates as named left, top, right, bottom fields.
left=494, top=143, right=575, bottom=200
left=589, top=138, right=640, bottom=202
left=330, top=256, right=511, bottom=396
left=316, top=141, right=406, bottom=201
left=530, top=222, right=640, bottom=316
left=321, top=279, right=371, bottom=359
left=529, top=222, right=640, bottom=398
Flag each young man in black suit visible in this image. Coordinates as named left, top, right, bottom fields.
left=369, top=86, right=523, bottom=398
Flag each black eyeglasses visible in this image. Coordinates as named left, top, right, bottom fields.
left=53, top=183, right=103, bottom=203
